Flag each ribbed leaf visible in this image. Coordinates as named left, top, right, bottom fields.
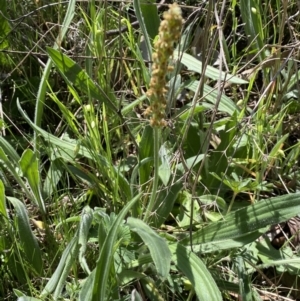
left=92, top=193, right=141, bottom=301
left=133, top=0, right=153, bottom=62
left=78, top=206, right=93, bottom=274
left=19, top=149, right=46, bottom=214
left=127, top=217, right=171, bottom=279
left=174, top=51, right=248, bottom=84
left=0, top=147, right=33, bottom=201
left=79, top=270, right=95, bottom=301
left=0, top=136, right=20, bottom=163
left=41, top=237, right=79, bottom=299
left=185, top=80, right=240, bottom=115
left=169, top=243, right=222, bottom=301
left=181, top=193, right=300, bottom=253
left=149, top=180, right=183, bottom=228
left=7, top=197, right=43, bottom=275
left=138, top=0, right=159, bottom=40
left=138, top=125, right=154, bottom=186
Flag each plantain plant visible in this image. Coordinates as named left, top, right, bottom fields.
left=1, top=0, right=300, bottom=300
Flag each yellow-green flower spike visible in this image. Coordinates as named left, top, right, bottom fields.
left=146, top=3, right=183, bottom=128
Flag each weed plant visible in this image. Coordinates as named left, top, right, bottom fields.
left=1, top=0, right=300, bottom=300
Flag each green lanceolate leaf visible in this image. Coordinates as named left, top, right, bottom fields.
left=169, top=243, right=222, bottom=301
left=0, top=147, right=33, bottom=201
left=185, top=79, right=240, bottom=115
left=138, top=0, right=160, bottom=40
left=133, top=0, right=153, bottom=62
left=139, top=125, right=154, bottom=187
left=78, top=206, right=94, bottom=274
left=46, top=48, right=118, bottom=113
left=92, top=193, right=141, bottom=301
left=0, top=136, right=21, bottom=163
left=181, top=193, right=300, bottom=253
left=41, top=236, right=80, bottom=299
left=149, top=180, right=183, bottom=228
left=19, top=149, right=46, bottom=214
left=127, top=217, right=171, bottom=279
left=174, top=51, right=248, bottom=84
left=7, top=197, right=43, bottom=275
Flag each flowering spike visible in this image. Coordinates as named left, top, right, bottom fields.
left=146, top=3, right=183, bottom=127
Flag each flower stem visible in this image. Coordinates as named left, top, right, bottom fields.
left=144, top=127, right=160, bottom=222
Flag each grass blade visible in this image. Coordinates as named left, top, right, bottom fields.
left=0, top=180, right=7, bottom=219
left=34, top=0, right=76, bottom=150
left=46, top=47, right=118, bottom=113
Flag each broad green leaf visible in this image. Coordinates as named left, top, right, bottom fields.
left=46, top=48, right=118, bottom=113
left=139, top=0, right=159, bottom=40
left=176, top=154, right=205, bottom=174
left=92, top=193, right=141, bottom=301
left=79, top=270, right=95, bottom=301
left=185, top=79, right=240, bottom=115
left=0, top=180, right=7, bottom=218
left=41, top=237, right=80, bottom=298
left=178, top=103, right=210, bottom=120
left=7, top=197, right=43, bottom=275
left=174, top=51, right=248, bottom=84
left=139, top=125, right=154, bottom=186
left=169, top=243, right=222, bottom=301
left=127, top=217, right=171, bottom=279
left=0, top=147, right=33, bottom=201
left=78, top=206, right=94, bottom=274
left=43, top=158, right=64, bottom=197
left=149, top=180, right=183, bottom=228
left=118, top=270, right=146, bottom=285
left=133, top=0, right=153, bottom=62
left=181, top=193, right=300, bottom=253
left=0, top=136, right=21, bottom=163
left=19, top=149, right=46, bottom=214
